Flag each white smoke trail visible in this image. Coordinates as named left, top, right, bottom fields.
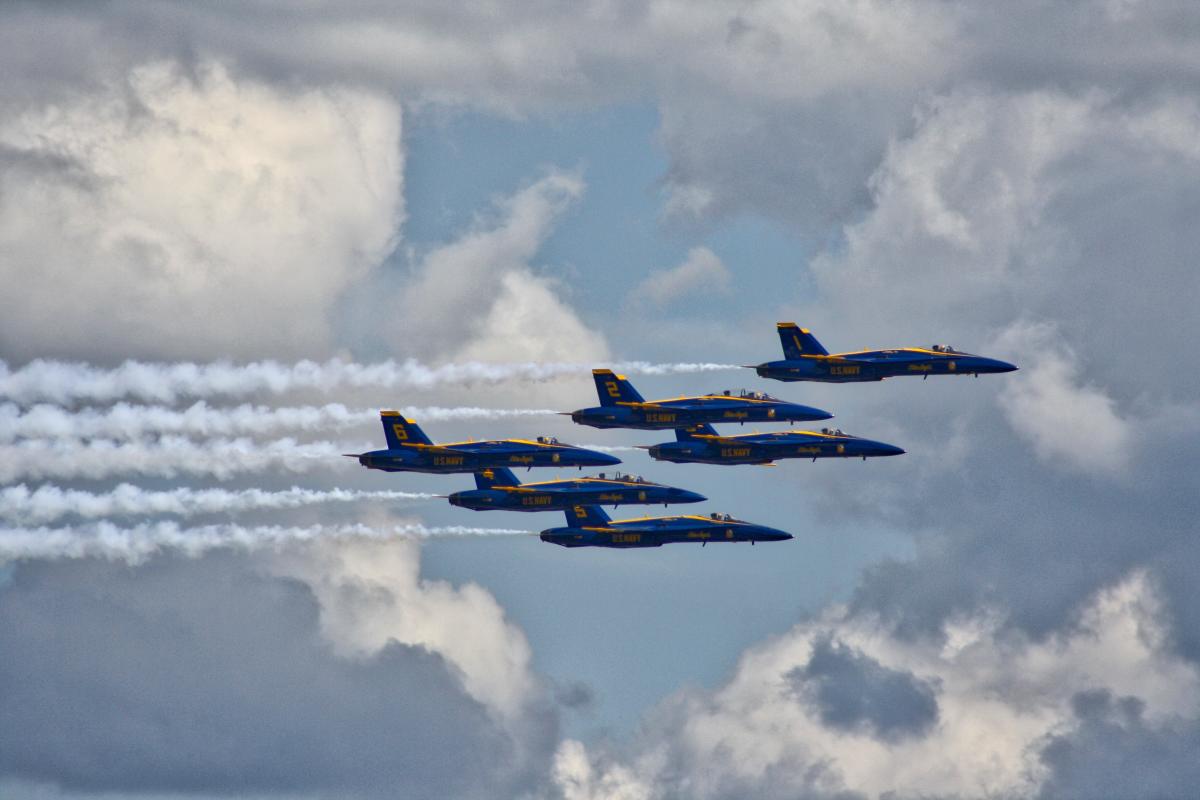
left=0, top=358, right=740, bottom=405
left=0, top=521, right=532, bottom=562
left=0, top=437, right=370, bottom=482
left=0, top=401, right=558, bottom=442
left=0, top=484, right=435, bottom=525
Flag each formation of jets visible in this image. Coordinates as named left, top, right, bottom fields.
left=351, top=323, right=1016, bottom=549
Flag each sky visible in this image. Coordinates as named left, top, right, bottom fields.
left=2, top=2, right=1200, bottom=798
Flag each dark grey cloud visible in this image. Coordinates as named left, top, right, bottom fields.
left=1036, top=689, right=1200, bottom=800
left=0, top=551, right=552, bottom=798
left=787, top=635, right=939, bottom=742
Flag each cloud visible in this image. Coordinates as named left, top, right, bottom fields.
left=994, top=321, right=1132, bottom=476
left=1036, top=689, right=1200, bottom=800
left=369, top=170, right=609, bottom=366
left=786, top=635, right=939, bottom=742
left=0, top=60, right=402, bottom=361
left=631, top=247, right=731, bottom=307
left=0, top=545, right=554, bottom=797
left=556, top=571, right=1200, bottom=799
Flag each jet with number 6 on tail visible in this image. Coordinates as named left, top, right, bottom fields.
left=643, top=423, right=904, bottom=466
left=447, top=467, right=705, bottom=511
left=540, top=505, right=792, bottom=548
left=566, top=368, right=832, bottom=429
left=348, top=411, right=621, bottom=474
left=748, top=323, right=1017, bottom=382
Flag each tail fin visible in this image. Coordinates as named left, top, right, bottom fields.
left=676, top=423, right=718, bottom=441
left=777, top=323, right=828, bottom=358
left=474, top=468, right=520, bottom=490
left=565, top=505, right=612, bottom=528
left=380, top=411, right=434, bottom=448
left=592, top=369, right=645, bottom=407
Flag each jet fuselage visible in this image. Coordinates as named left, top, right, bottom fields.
left=540, top=513, right=793, bottom=548
left=449, top=474, right=705, bottom=511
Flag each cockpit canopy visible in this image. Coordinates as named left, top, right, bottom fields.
left=708, top=512, right=735, bottom=521
left=599, top=471, right=646, bottom=483
left=820, top=427, right=846, bottom=436
left=930, top=344, right=959, bottom=353
left=716, top=388, right=776, bottom=400
left=536, top=435, right=560, bottom=444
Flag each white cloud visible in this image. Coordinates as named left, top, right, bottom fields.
left=0, top=60, right=403, bottom=361
left=994, top=321, right=1133, bottom=476
left=631, top=247, right=730, bottom=307
left=272, top=537, right=541, bottom=729
left=383, top=170, right=609, bottom=365
left=556, top=570, right=1200, bottom=799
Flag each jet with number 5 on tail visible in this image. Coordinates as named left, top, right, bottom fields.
left=748, top=323, right=1017, bottom=382
left=566, top=368, right=832, bottom=430
left=540, top=505, right=792, bottom=548
left=348, top=411, right=621, bottom=474
left=642, top=423, right=904, bottom=466
left=447, top=467, right=706, bottom=511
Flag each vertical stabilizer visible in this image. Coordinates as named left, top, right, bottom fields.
left=592, top=369, right=646, bottom=407
left=474, top=468, right=520, bottom=490
left=380, top=411, right=434, bottom=448
left=565, top=505, right=612, bottom=528
left=777, top=323, right=829, bottom=358
left=676, top=423, right=719, bottom=441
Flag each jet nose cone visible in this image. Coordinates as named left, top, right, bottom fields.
left=675, top=489, right=708, bottom=504
left=971, top=357, right=1018, bottom=373
left=595, top=451, right=622, bottom=466
left=992, top=358, right=1019, bottom=373
left=758, top=527, right=793, bottom=541
left=871, top=441, right=906, bottom=456
left=791, top=404, right=834, bottom=421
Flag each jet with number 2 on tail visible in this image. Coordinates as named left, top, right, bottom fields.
left=566, top=368, right=831, bottom=430
left=348, top=411, right=621, bottom=474
left=748, top=323, right=1018, bottom=382
left=540, top=505, right=792, bottom=548
left=643, top=423, right=904, bottom=466
left=447, top=467, right=706, bottom=511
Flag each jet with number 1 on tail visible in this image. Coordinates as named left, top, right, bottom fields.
left=539, top=505, right=792, bottom=548
left=748, top=323, right=1018, bottom=382
left=566, top=368, right=832, bottom=430
left=643, top=423, right=904, bottom=466
left=348, top=411, right=621, bottom=474
left=447, top=467, right=706, bottom=511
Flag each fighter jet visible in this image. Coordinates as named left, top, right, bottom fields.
left=539, top=505, right=793, bottom=548
left=447, top=467, right=706, bottom=511
left=348, top=411, right=621, bottom=474
left=643, top=423, right=904, bottom=466
left=748, top=323, right=1018, bottom=382
left=566, top=368, right=832, bottom=429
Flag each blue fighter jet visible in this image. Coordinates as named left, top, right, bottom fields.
left=643, top=423, right=904, bottom=466
left=540, top=505, right=793, bottom=548
left=348, top=411, right=621, bottom=474
left=566, top=368, right=832, bottom=429
left=447, top=467, right=706, bottom=511
left=748, top=323, right=1018, bottom=382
